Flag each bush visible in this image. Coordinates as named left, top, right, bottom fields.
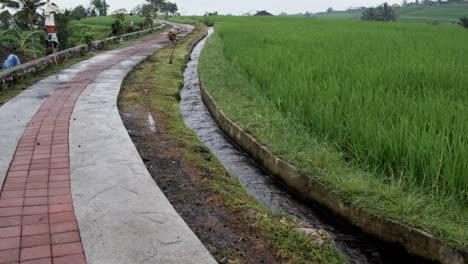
left=362, top=2, right=397, bottom=21
left=80, top=27, right=95, bottom=45
left=124, top=25, right=140, bottom=33
left=459, top=16, right=468, bottom=28
left=111, top=19, right=123, bottom=36
left=55, top=10, right=73, bottom=50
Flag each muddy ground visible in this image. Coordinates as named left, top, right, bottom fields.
left=119, top=83, right=280, bottom=263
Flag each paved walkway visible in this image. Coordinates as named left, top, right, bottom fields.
left=0, top=24, right=216, bottom=264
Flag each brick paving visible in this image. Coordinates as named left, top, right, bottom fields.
left=0, top=33, right=170, bottom=264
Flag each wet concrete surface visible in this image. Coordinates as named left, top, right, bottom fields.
left=179, top=28, right=436, bottom=264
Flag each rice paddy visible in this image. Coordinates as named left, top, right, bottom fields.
left=209, top=17, right=468, bottom=201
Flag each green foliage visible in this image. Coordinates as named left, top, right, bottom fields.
left=71, top=5, right=87, bottom=20
left=55, top=10, right=73, bottom=49
left=79, top=26, right=94, bottom=45
left=112, top=8, right=127, bottom=22
left=142, top=5, right=154, bottom=28
left=1, top=0, right=46, bottom=30
left=69, top=15, right=146, bottom=43
left=89, top=0, right=109, bottom=16
left=0, top=24, right=45, bottom=56
left=160, top=1, right=178, bottom=16
left=144, top=0, right=166, bottom=15
left=362, top=2, right=397, bottom=21
left=459, top=16, right=468, bottom=28
left=87, top=6, right=97, bottom=17
left=0, top=10, right=12, bottom=30
left=111, top=19, right=123, bottom=36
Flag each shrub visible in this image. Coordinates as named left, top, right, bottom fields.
left=362, top=2, right=397, bottom=21
left=459, top=16, right=468, bottom=28
left=80, top=27, right=95, bottom=45
left=111, top=19, right=123, bottom=36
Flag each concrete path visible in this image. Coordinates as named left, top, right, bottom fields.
left=0, top=24, right=216, bottom=264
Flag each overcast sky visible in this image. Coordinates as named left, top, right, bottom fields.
left=49, top=0, right=402, bottom=15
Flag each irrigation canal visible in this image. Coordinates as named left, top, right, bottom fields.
left=179, top=28, right=435, bottom=264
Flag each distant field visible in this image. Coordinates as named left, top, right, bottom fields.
left=69, top=15, right=146, bottom=43
left=315, top=4, right=468, bottom=24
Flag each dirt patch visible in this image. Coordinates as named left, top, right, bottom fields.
left=0, top=46, right=35, bottom=65
left=119, top=100, right=279, bottom=263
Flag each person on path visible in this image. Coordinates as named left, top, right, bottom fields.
left=2, top=54, right=21, bottom=70
left=44, top=0, right=61, bottom=48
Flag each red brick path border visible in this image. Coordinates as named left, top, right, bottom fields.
left=0, top=33, right=169, bottom=264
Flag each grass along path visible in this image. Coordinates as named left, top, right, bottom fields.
left=198, top=19, right=468, bottom=250
left=118, top=23, right=346, bottom=263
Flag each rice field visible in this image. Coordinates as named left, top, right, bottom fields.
left=209, top=17, right=468, bottom=201
left=69, top=15, right=146, bottom=43
left=314, top=3, right=468, bottom=25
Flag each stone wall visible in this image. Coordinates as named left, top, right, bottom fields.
left=0, top=24, right=166, bottom=89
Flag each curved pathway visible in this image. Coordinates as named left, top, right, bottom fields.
left=0, top=24, right=215, bottom=264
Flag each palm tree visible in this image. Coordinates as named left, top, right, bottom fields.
left=0, top=0, right=46, bottom=31
left=1, top=0, right=46, bottom=57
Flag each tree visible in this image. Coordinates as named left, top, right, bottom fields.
left=0, top=10, right=12, bottom=29
left=87, top=6, right=97, bottom=17
left=304, top=11, right=312, bottom=17
left=145, top=0, right=165, bottom=16
left=131, top=5, right=143, bottom=16
left=362, top=7, right=378, bottom=20
left=71, top=5, right=87, bottom=20
left=112, top=8, right=127, bottom=22
left=167, top=2, right=178, bottom=16
left=1, top=0, right=46, bottom=57
left=279, top=12, right=287, bottom=16
left=89, top=0, right=101, bottom=15
left=0, top=0, right=46, bottom=31
left=142, top=4, right=154, bottom=28
left=327, top=7, right=333, bottom=13
left=101, top=0, right=108, bottom=16
left=459, top=16, right=468, bottom=28
left=381, top=3, right=396, bottom=21
left=55, top=9, right=72, bottom=49
left=90, top=0, right=109, bottom=16
left=361, top=3, right=397, bottom=21
left=111, top=8, right=126, bottom=35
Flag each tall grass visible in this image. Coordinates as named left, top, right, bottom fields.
left=213, top=17, right=468, bottom=201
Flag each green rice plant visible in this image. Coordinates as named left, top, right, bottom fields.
left=208, top=17, right=468, bottom=201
